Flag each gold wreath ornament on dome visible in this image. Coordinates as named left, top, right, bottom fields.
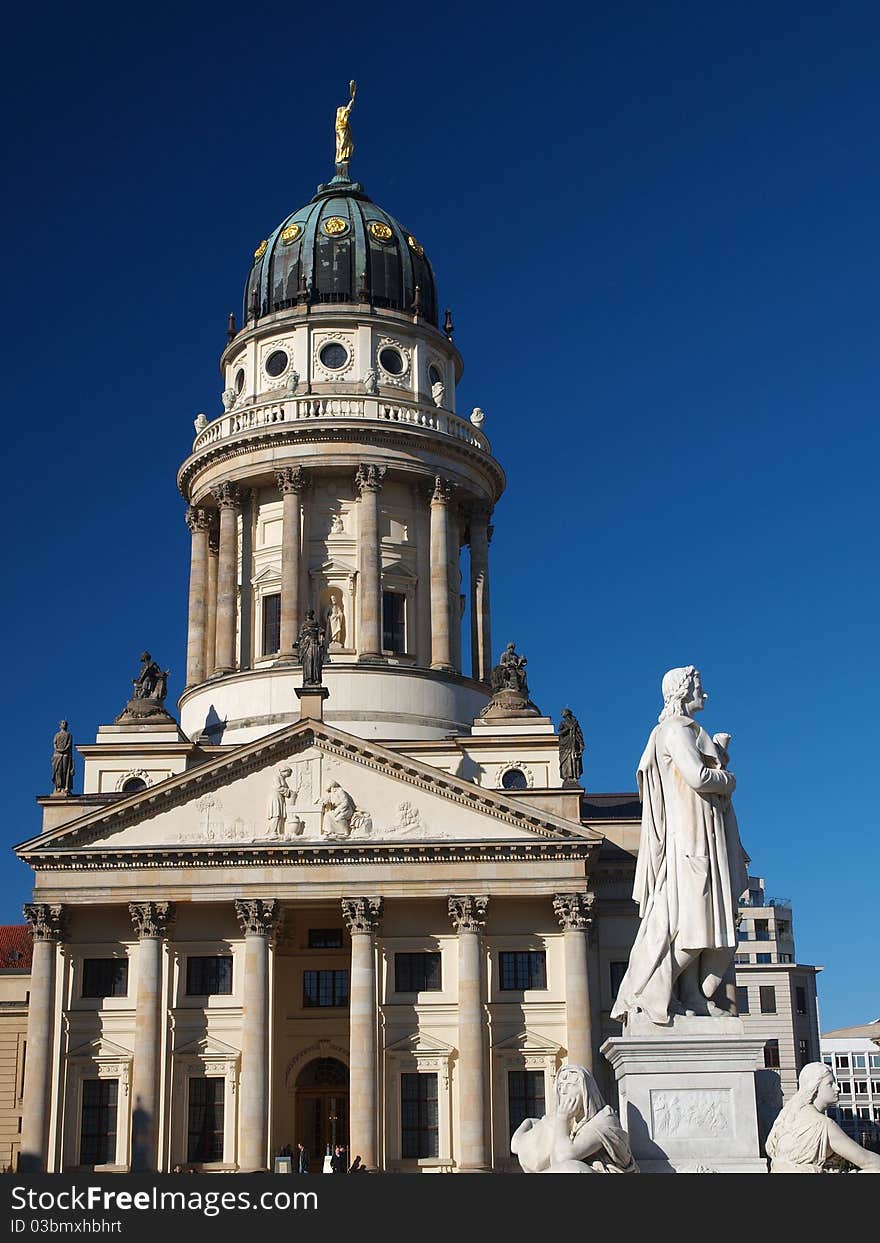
left=406, top=234, right=424, bottom=256
left=254, top=239, right=268, bottom=260
left=323, top=216, right=349, bottom=237
left=281, top=223, right=302, bottom=244
left=370, top=220, right=393, bottom=242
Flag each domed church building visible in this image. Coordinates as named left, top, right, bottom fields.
left=14, top=101, right=644, bottom=1174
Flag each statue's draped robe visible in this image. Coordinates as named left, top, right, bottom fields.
left=512, top=1105, right=637, bottom=1173
left=611, top=716, right=747, bottom=1025
left=766, top=1105, right=834, bottom=1173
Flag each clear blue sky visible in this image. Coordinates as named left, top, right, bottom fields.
left=1, top=2, right=877, bottom=1032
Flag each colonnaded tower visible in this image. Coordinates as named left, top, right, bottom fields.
left=179, top=137, right=500, bottom=744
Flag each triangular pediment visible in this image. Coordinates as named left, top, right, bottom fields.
left=386, top=1032, right=455, bottom=1056
left=174, top=1034, right=240, bottom=1058
left=493, top=1028, right=562, bottom=1055
left=16, top=720, right=601, bottom=856
left=68, top=1036, right=133, bottom=1061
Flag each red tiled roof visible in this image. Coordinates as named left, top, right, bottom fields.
left=0, top=925, right=33, bottom=970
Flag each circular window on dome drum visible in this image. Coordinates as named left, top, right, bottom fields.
left=428, top=364, right=442, bottom=387
left=234, top=368, right=245, bottom=394
left=379, top=347, right=404, bottom=376
left=500, top=768, right=528, bottom=792
left=319, top=342, right=349, bottom=371
left=265, top=350, right=289, bottom=377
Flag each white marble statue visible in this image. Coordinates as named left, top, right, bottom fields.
left=431, top=380, right=445, bottom=407
left=193, top=413, right=208, bottom=434
left=470, top=406, right=485, bottom=427
left=611, top=666, right=748, bottom=1026
left=511, top=1064, right=638, bottom=1174
left=766, top=1063, right=880, bottom=1173
left=325, top=598, right=346, bottom=647
left=266, top=767, right=292, bottom=836
left=320, top=782, right=372, bottom=838
left=222, top=387, right=236, bottom=411
left=363, top=367, right=378, bottom=395
left=285, top=369, right=300, bottom=396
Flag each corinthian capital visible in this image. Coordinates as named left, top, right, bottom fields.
left=129, top=902, right=176, bottom=939
left=432, top=475, right=454, bottom=504
left=341, top=896, right=383, bottom=935
left=354, top=464, right=386, bottom=496
left=211, top=481, right=245, bottom=510
left=553, top=892, right=594, bottom=932
left=276, top=466, right=308, bottom=495
left=185, top=506, right=212, bottom=535
left=448, top=895, right=488, bottom=933
left=23, top=903, right=65, bottom=943
left=234, top=898, right=280, bottom=937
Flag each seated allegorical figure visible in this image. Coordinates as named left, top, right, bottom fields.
left=511, top=1064, right=638, bottom=1174
left=765, top=1062, right=880, bottom=1173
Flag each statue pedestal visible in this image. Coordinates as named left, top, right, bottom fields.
left=601, top=1018, right=768, bottom=1173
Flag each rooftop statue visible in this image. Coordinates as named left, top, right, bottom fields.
left=114, top=652, right=173, bottom=723
left=480, top=642, right=540, bottom=719
left=51, top=720, right=74, bottom=795
left=558, top=707, right=585, bottom=786
left=766, top=1063, right=880, bottom=1173
left=298, top=610, right=326, bottom=687
left=511, top=1064, right=638, bottom=1174
left=611, top=666, right=748, bottom=1026
left=334, top=80, right=357, bottom=174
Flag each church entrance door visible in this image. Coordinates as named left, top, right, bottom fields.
left=294, top=1057, right=349, bottom=1172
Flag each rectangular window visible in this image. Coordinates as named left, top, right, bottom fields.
left=186, top=956, right=233, bottom=996
left=609, top=961, right=628, bottom=997
left=835, top=1055, right=850, bottom=1070
left=759, top=986, right=777, bottom=1014
left=798, top=1039, right=810, bottom=1069
left=756, top=953, right=772, bottom=964
left=307, top=929, right=343, bottom=949
left=838, top=1082, right=852, bottom=1096
left=20, top=1041, right=26, bottom=1099
left=735, top=986, right=750, bottom=1015
left=382, top=591, right=406, bottom=654
left=303, top=970, right=349, bottom=1008
left=823, top=1055, right=833, bottom=1067
left=499, top=951, right=547, bottom=991
left=871, top=1081, right=880, bottom=1095
left=395, top=953, right=442, bottom=993
left=400, top=1073, right=438, bottom=1159
left=796, top=986, right=807, bottom=1015
left=261, top=593, right=281, bottom=656
left=839, top=1107, right=853, bottom=1119
left=853, top=1055, right=866, bottom=1070
left=857, top=1107, right=871, bottom=1120
left=755, top=920, right=770, bottom=941
left=508, top=1070, right=545, bottom=1138
left=82, top=959, right=128, bottom=999
left=187, top=1077, right=225, bottom=1163
left=778, top=953, right=793, bottom=963
left=853, top=1081, right=868, bottom=1095
left=734, top=954, right=751, bottom=964
left=869, top=1054, right=880, bottom=1070
left=80, top=1079, right=118, bottom=1166
left=764, top=1040, right=780, bottom=1069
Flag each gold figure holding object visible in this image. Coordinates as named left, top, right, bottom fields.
left=335, top=80, right=357, bottom=173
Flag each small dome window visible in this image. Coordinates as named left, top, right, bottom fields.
left=428, top=364, right=442, bottom=387
left=122, top=777, right=147, bottom=795
left=379, top=347, right=404, bottom=376
left=265, top=350, right=289, bottom=377
left=320, top=342, right=349, bottom=370
left=501, top=768, right=528, bottom=792
left=234, top=368, right=245, bottom=394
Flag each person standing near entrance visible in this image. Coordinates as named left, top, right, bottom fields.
left=296, top=1141, right=309, bottom=1174
left=330, top=1144, right=347, bottom=1173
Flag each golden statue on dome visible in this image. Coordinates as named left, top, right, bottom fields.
left=334, top=80, right=357, bottom=175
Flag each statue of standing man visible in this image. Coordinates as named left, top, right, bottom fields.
left=558, top=708, right=585, bottom=786
left=298, top=610, right=326, bottom=687
left=51, top=720, right=74, bottom=795
left=611, top=666, right=748, bottom=1026
left=334, top=80, right=357, bottom=175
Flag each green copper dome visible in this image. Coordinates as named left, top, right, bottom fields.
left=243, top=176, right=438, bottom=326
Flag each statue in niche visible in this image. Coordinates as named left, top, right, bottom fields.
left=266, top=767, right=293, bottom=837
left=297, top=611, right=326, bottom=686
left=558, top=708, right=585, bottom=786
left=611, top=666, right=748, bottom=1026
left=325, top=597, right=346, bottom=648
left=511, top=1065, right=638, bottom=1174
left=330, top=512, right=345, bottom=535
left=51, top=720, right=74, bottom=795
left=320, top=782, right=372, bottom=839
left=431, top=380, right=445, bottom=407
left=766, top=1063, right=880, bottom=1173
left=363, top=367, right=378, bottom=395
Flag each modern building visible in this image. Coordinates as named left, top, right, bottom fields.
left=0, top=925, right=32, bottom=1170
left=820, top=1020, right=880, bottom=1149
left=733, top=875, right=822, bottom=1106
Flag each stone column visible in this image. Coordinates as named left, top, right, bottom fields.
left=211, top=482, right=244, bottom=674
left=430, top=477, right=454, bottom=671
left=184, top=507, right=211, bottom=687
left=342, top=897, right=383, bottom=1170
left=553, top=893, right=595, bottom=1070
left=276, top=467, right=307, bottom=659
left=205, top=527, right=219, bottom=675
left=354, top=465, right=386, bottom=660
left=235, top=899, right=280, bottom=1171
left=19, top=903, right=64, bottom=1172
left=448, top=896, right=489, bottom=1171
left=469, top=505, right=492, bottom=683
left=129, top=902, right=175, bottom=1172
